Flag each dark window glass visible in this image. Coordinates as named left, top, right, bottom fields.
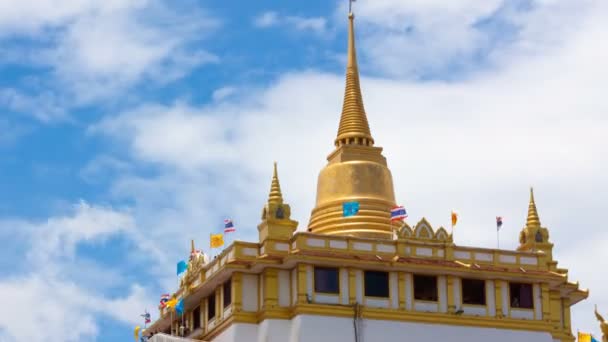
left=414, top=275, right=438, bottom=301
left=364, top=271, right=389, bottom=297
left=223, top=279, right=232, bottom=308
left=510, top=283, right=533, bottom=309
left=462, top=279, right=486, bottom=305
left=208, top=294, right=216, bottom=320
left=314, top=267, right=340, bottom=294
left=192, top=306, right=200, bottom=329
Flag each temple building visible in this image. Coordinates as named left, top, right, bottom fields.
left=144, top=11, right=588, bottom=342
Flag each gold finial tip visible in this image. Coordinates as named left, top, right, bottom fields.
left=349, top=12, right=354, bottom=19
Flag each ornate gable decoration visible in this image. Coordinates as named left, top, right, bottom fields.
left=397, top=218, right=452, bottom=243
left=398, top=222, right=413, bottom=238
left=414, top=218, right=434, bottom=239
left=435, top=227, right=449, bottom=241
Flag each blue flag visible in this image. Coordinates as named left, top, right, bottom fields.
left=176, top=260, right=187, bottom=276
left=343, top=201, right=360, bottom=217
left=175, top=298, right=184, bottom=315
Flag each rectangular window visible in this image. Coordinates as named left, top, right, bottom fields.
left=461, top=278, right=486, bottom=305
left=207, top=294, right=216, bottom=320
left=364, top=271, right=389, bottom=297
left=314, top=267, right=340, bottom=294
left=192, top=306, right=200, bottom=330
left=414, top=275, right=438, bottom=301
left=223, top=279, right=232, bottom=308
left=510, top=283, right=533, bottom=309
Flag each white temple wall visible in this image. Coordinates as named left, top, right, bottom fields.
left=212, top=316, right=555, bottom=342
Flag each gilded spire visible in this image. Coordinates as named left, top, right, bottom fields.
left=527, top=187, right=541, bottom=228
left=334, top=13, right=374, bottom=147
left=191, top=239, right=195, bottom=253
left=268, top=162, right=284, bottom=204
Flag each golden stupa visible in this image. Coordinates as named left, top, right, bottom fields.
left=308, top=13, right=396, bottom=239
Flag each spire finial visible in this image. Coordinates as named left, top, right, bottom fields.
left=527, top=187, right=541, bottom=228
left=334, top=8, right=374, bottom=148
left=191, top=239, right=195, bottom=253
left=268, top=162, right=284, bottom=204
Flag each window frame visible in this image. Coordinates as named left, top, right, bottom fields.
left=461, top=278, right=487, bottom=306
left=509, top=282, right=534, bottom=309
left=223, top=279, right=232, bottom=308
left=192, top=306, right=201, bottom=330
left=314, top=266, right=340, bottom=295
left=413, top=274, right=438, bottom=302
left=364, top=270, right=390, bottom=298
left=207, top=293, right=216, bottom=321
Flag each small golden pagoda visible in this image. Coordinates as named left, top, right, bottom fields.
left=143, top=11, right=588, bottom=342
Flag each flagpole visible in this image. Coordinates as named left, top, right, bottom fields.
left=496, top=217, right=502, bottom=249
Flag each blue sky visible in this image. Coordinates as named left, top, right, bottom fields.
left=1, top=0, right=607, bottom=341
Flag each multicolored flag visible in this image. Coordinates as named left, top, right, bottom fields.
left=451, top=210, right=459, bottom=227
left=496, top=216, right=503, bottom=231
left=134, top=326, right=141, bottom=341
left=165, top=298, right=177, bottom=309
left=578, top=332, right=599, bottom=342
left=343, top=201, right=360, bottom=217
left=210, top=233, right=224, bottom=248
left=224, top=219, right=236, bottom=233
left=175, top=299, right=184, bottom=315
left=141, top=311, right=151, bottom=324
left=176, top=260, right=187, bottom=276
left=160, top=294, right=170, bottom=308
left=390, top=206, right=407, bottom=221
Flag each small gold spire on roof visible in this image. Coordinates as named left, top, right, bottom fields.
left=268, top=162, right=284, bottom=204
left=527, top=187, right=541, bottom=228
left=191, top=239, right=195, bottom=253
left=334, top=12, right=374, bottom=147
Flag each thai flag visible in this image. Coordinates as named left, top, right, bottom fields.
left=390, top=206, right=407, bottom=221
left=224, top=219, right=236, bottom=233
left=141, top=311, right=151, bottom=324
left=160, top=294, right=170, bottom=308
left=496, top=216, right=503, bottom=231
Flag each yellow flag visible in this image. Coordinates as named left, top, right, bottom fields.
left=165, top=298, right=177, bottom=309
left=451, top=210, right=459, bottom=227
left=578, top=332, right=592, bottom=342
left=210, top=233, right=224, bottom=248
left=134, top=326, right=141, bottom=341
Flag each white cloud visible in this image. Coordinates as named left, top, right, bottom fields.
left=253, top=11, right=280, bottom=28
left=212, top=86, right=237, bottom=102
left=0, top=201, right=149, bottom=342
left=0, top=88, right=66, bottom=122
left=253, top=11, right=328, bottom=33
left=0, top=0, right=220, bottom=118
left=96, top=0, right=608, bottom=338
left=338, top=0, right=596, bottom=79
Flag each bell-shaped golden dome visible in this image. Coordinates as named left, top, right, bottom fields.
left=308, top=13, right=396, bottom=239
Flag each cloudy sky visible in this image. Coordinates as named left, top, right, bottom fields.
left=0, top=0, right=606, bottom=341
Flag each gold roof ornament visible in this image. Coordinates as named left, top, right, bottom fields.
left=334, top=12, right=374, bottom=148
left=527, top=187, right=541, bottom=228
left=308, top=12, right=396, bottom=239
left=517, top=187, right=554, bottom=261
left=268, top=162, right=284, bottom=205
left=258, top=162, right=298, bottom=243
left=595, top=305, right=608, bottom=342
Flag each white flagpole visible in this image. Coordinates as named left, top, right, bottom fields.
left=496, top=217, right=502, bottom=249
